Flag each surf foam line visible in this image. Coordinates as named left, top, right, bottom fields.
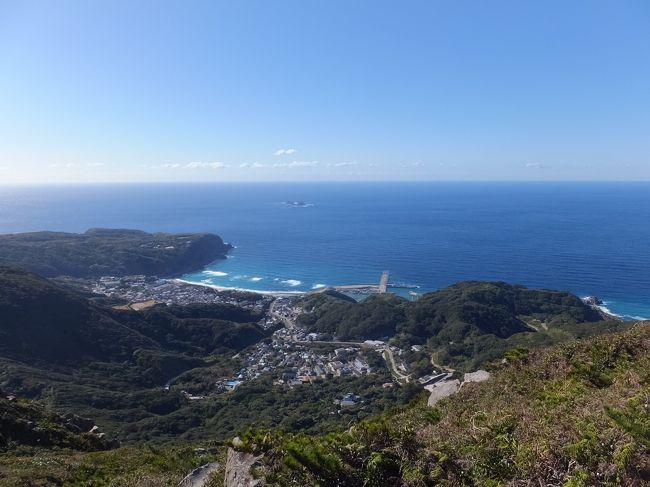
left=585, top=299, right=650, bottom=321
left=202, top=270, right=228, bottom=277
left=174, top=279, right=307, bottom=296
left=281, top=279, right=302, bottom=287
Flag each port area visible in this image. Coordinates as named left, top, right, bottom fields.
left=327, top=271, right=419, bottom=297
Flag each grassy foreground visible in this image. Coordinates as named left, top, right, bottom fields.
left=0, top=445, right=226, bottom=487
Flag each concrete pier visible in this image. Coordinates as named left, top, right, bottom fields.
left=331, top=271, right=391, bottom=294
left=378, top=271, right=389, bottom=293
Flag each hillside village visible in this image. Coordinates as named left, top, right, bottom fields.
left=66, top=276, right=465, bottom=405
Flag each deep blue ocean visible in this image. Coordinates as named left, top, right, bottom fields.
left=0, top=182, right=648, bottom=319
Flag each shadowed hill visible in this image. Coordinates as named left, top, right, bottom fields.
left=0, top=228, right=232, bottom=278
left=0, top=266, right=154, bottom=365
left=0, top=266, right=267, bottom=367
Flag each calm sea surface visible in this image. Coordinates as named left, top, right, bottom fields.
left=0, top=182, right=648, bottom=319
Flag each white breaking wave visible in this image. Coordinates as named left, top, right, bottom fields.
left=281, top=279, right=302, bottom=287
left=250, top=277, right=263, bottom=282
left=311, top=283, right=326, bottom=289
left=175, top=279, right=305, bottom=295
left=203, top=270, right=228, bottom=277
left=588, top=300, right=649, bottom=321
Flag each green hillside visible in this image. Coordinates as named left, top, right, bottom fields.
left=298, top=281, right=622, bottom=370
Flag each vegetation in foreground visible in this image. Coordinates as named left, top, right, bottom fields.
left=0, top=390, right=227, bottom=487
left=0, top=443, right=226, bottom=487
left=242, top=321, right=650, bottom=486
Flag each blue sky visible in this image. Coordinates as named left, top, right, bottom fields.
left=1, top=0, right=649, bottom=183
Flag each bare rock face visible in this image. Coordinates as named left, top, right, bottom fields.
left=224, top=448, right=265, bottom=487
left=178, top=462, right=220, bottom=487
left=463, top=370, right=491, bottom=384
left=427, top=379, right=461, bottom=406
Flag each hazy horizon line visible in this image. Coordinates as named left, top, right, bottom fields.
left=1, top=179, right=650, bottom=187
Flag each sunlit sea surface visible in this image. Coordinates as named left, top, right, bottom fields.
left=0, top=182, right=648, bottom=319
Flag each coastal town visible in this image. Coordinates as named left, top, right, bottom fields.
left=59, top=274, right=272, bottom=311
left=61, top=273, right=487, bottom=408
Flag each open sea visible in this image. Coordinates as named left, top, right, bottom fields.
left=0, top=182, right=648, bottom=319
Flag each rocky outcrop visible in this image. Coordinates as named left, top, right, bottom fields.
left=0, top=393, right=118, bottom=451
left=224, top=448, right=265, bottom=487
left=462, top=370, right=491, bottom=384
left=582, top=296, right=624, bottom=322
left=582, top=296, right=603, bottom=307
left=427, top=379, right=461, bottom=406
left=427, top=370, right=492, bottom=407
left=178, top=462, right=220, bottom=487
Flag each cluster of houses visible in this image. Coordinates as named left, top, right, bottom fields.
left=336, top=393, right=361, bottom=407
left=89, top=275, right=271, bottom=310
left=235, top=338, right=373, bottom=388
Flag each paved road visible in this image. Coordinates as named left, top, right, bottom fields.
left=383, top=348, right=410, bottom=383
left=268, top=299, right=295, bottom=328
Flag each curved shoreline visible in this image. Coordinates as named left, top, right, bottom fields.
left=174, top=278, right=308, bottom=297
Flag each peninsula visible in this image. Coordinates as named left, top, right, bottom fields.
left=0, top=228, right=232, bottom=278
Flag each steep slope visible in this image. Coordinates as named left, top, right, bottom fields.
left=247, top=321, right=650, bottom=486
left=0, top=390, right=114, bottom=452
left=0, top=266, right=155, bottom=365
left=0, top=266, right=268, bottom=366
left=0, top=228, right=231, bottom=278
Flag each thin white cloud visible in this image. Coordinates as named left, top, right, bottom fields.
left=150, top=161, right=229, bottom=169
left=186, top=161, right=229, bottom=169
left=239, top=162, right=266, bottom=168
left=328, top=161, right=358, bottom=167
left=273, top=160, right=318, bottom=168
left=274, top=148, right=297, bottom=156
left=85, top=162, right=105, bottom=167
left=525, top=163, right=545, bottom=169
